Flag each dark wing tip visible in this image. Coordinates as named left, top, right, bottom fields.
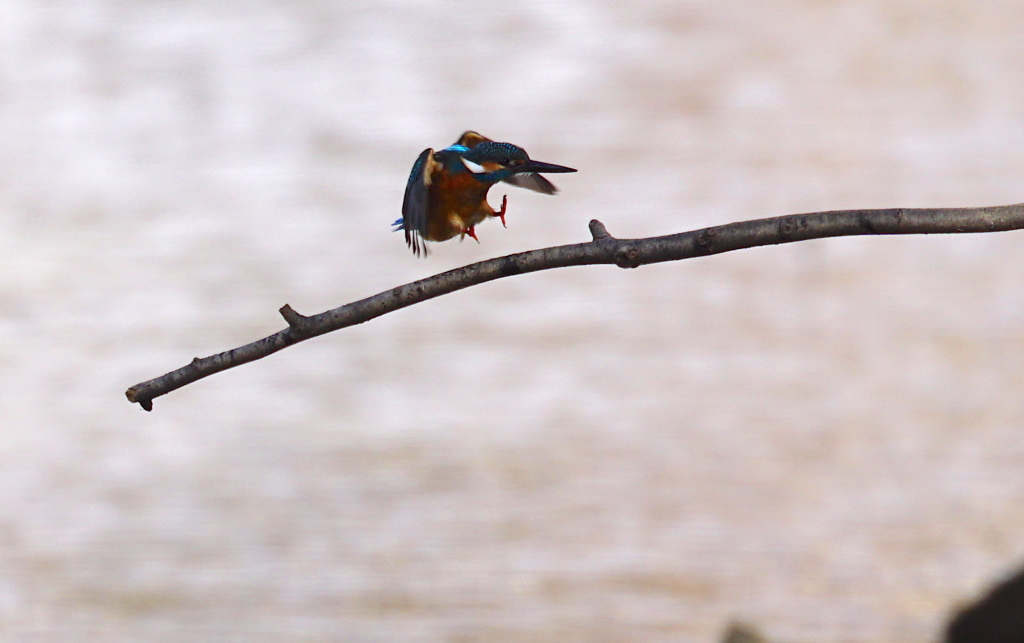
left=405, top=225, right=429, bottom=257
left=401, top=148, right=435, bottom=256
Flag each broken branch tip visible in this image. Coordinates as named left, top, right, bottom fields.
left=279, top=304, right=306, bottom=329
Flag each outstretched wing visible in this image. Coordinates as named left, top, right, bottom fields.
left=503, top=173, right=558, bottom=195
left=399, top=148, right=435, bottom=256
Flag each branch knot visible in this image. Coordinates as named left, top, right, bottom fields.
left=614, top=246, right=641, bottom=269
left=779, top=216, right=799, bottom=239
left=695, top=227, right=717, bottom=250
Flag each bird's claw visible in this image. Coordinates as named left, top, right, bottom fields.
left=496, top=194, right=508, bottom=228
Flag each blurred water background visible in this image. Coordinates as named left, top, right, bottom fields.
left=2, top=0, right=1024, bottom=641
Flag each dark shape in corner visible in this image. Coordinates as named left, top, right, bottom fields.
left=946, top=563, right=1024, bottom=643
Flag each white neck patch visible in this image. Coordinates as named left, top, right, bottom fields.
left=462, top=158, right=486, bottom=174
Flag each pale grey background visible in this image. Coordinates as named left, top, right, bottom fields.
left=2, top=0, right=1024, bottom=641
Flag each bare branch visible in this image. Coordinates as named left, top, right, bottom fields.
left=126, top=203, right=1024, bottom=410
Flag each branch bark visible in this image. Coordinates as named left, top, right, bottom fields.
left=126, top=203, right=1024, bottom=410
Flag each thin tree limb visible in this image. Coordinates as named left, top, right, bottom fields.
left=126, top=203, right=1024, bottom=410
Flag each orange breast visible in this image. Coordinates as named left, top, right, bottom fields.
left=424, top=171, right=494, bottom=241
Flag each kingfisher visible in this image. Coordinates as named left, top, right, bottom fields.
left=394, top=131, right=577, bottom=256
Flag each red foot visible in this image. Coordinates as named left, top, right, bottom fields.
left=496, top=194, right=508, bottom=227
left=461, top=226, right=479, bottom=242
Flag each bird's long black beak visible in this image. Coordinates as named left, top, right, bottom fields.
left=519, top=160, right=577, bottom=174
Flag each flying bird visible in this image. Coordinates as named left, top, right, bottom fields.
left=394, top=131, right=576, bottom=256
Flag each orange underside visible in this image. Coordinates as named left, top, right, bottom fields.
left=424, top=171, right=495, bottom=241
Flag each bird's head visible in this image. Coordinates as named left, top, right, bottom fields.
left=460, top=141, right=576, bottom=179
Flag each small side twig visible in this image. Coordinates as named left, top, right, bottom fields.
left=126, top=203, right=1024, bottom=410
left=589, top=219, right=614, bottom=240
left=278, top=303, right=310, bottom=335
